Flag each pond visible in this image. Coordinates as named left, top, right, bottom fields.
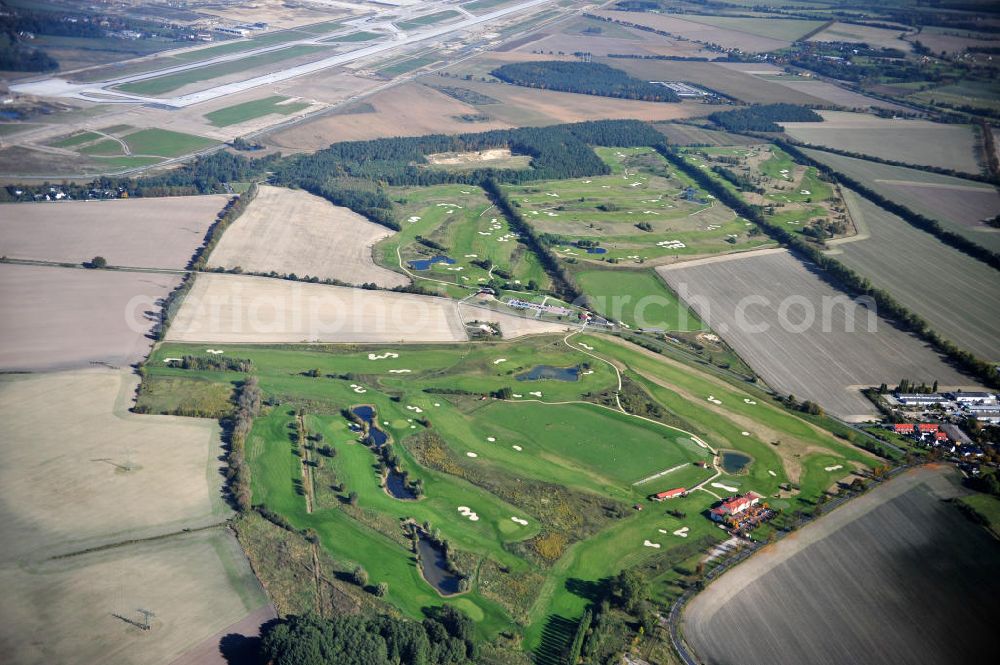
left=408, top=255, right=456, bottom=271
left=585, top=247, right=607, bottom=254
left=416, top=535, right=461, bottom=596
left=385, top=470, right=417, bottom=500
left=516, top=365, right=580, bottom=382
left=720, top=450, right=752, bottom=475
left=351, top=405, right=388, bottom=447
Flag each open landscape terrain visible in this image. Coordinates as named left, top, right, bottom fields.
left=2, top=0, right=999, bottom=663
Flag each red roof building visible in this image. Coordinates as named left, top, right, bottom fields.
left=893, top=424, right=915, bottom=434
left=652, top=488, right=686, bottom=501
left=936, top=431, right=949, bottom=441
left=918, top=423, right=940, bottom=433
left=710, top=492, right=763, bottom=522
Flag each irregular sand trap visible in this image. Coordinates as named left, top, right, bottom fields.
left=207, top=185, right=408, bottom=288
left=512, top=445, right=522, bottom=452
left=0, top=195, right=228, bottom=269
left=674, top=527, right=690, bottom=537
left=511, top=517, right=529, bottom=526
left=712, top=482, right=739, bottom=493
left=643, top=540, right=662, bottom=549
left=825, top=464, right=844, bottom=472
left=487, top=437, right=496, bottom=442
left=769, top=470, right=778, bottom=477
left=529, top=391, right=542, bottom=397
left=368, top=351, right=399, bottom=360
left=742, top=431, right=751, bottom=436
left=0, top=263, right=181, bottom=372
left=388, top=369, right=411, bottom=373
left=466, top=452, right=478, bottom=458
left=166, top=273, right=469, bottom=344
left=493, top=359, right=507, bottom=364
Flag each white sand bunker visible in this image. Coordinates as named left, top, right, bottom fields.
left=465, top=254, right=478, bottom=258
left=511, top=517, right=529, bottom=526
left=712, top=482, right=738, bottom=492
left=466, top=452, right=478, bottom=458
left=389, top=369, right=412, bottom=374
left=486, top=436, right=496, bottom=442
left=673, top=527, right=689, bottom=537
left=768, top=470, right=777, bottom=477
left=706, top=395, right=722, bottom=405
left=512, top=393, right=522, bottom=398
left=163, top=357, right=182, bottom=363
left=493, top=358, right=507, bottom=365
left=529, top=391, right=542, bottom=397
left=206, top=349, right=224, bottom=355
left=350, top=384, right=367, bottom=394
left=743, top=398, right=757, bottom=405
left=741, top=431, right=751, bottom=437
left=368, top=352, right=399, bottom=360
left=825, top=464, right=843, bottom=472
left=512, top=445, right=522, bottom=452
left=458, top=506, right=479, bottom=521
left=407, top=216, right=421, bottom=223
left=643, top=540, right=661, bottom=549
left=434, top=403, right=441, bottom=407
left=801, top=190, right=811, bottom=195
left=436, top=203, right=462, bottom=209
left=406, top=405, right=423, bottom=413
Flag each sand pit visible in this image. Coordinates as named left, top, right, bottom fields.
left=207, top=186, right=408, bottom=288
left=643, top=540, right=662, bottom=549
left=712, top=482, right=739, bottom=493
left=673, top=527, right=690, bottom=537
left=166, top=273, right=470, bottom=344
left=825, top=464, right=844, bottom=472
left=0, top=264, right=181, bottom=372
left=511, top=517, right=529, bottom=526
left=0, top=196, right=228, bottom=269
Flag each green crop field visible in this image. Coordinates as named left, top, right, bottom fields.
left=378, top=55, right=441, bottom=77
left=504, top=147, right=769, bottom=264
left=576, top=269, right=705, bottom=332
left=137, top=328, right=877, bottom=661
left=396, top=10, right=461, bottom=30
left=322, top=31, right=382, bottom=42
left=120, top=128, right=216, bottom=157
left=78, top=138, right=125, bottom=156
left=117, top=45, right=327, bottom=96
left=48, top=131, right=102, bottom=148
left=171, top=30, right=313, bottom=63
left=204, top=95, right=311, bottom=127
left=377, top=184, right=551, bottom=298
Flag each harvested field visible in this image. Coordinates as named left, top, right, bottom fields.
left=781, top=111, right=982, bottom=174
left=653, top=123, right=767, bottom=147
left=0, top=264, right=181, bottom=372
left=206, top=185, right=408, bottom=288
left=0, top=369, right=265, bottom=665
left=168, top=273, right=564, bottom=343
left=607, top=59, right=830, bottom=106
left=715, top=65, right=909, bottom=111
left=657, top=250, right=978, bottom=419
left=808, top=21, right=913, bottom=50
left=589, top=10, right=794, bottom=53
left=0, top=195, right=229, bottom=269
left=801, top=147, right=1000, bottom=252
left=684, top=466, right=1000, bottom=665
left=829, top=191, right=1000, bottom=361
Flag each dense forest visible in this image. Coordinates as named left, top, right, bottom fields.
left=0, top=31, right=57, bottom=71
left=490, top=61, right=680, bottom=102
left=708, top=104, right=823, bottom=133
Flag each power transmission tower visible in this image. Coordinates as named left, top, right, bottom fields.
left=137, top=608, right=155, bottom=631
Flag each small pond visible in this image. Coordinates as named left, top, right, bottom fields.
left=417, top=535, right=461, bottom=596
left=585, top=247, right=607, bottom=255
left=351, top=405, right=388, bottom=447
left=408, top=255, right=456, bottom=271
left=385, top=470, right=417, bottom=500
left=516, top=365, right=580, bottom=382
left=720, top=450, right=752, bottom=475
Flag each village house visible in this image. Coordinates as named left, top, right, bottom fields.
left=651, top=488, right=686, bottom=501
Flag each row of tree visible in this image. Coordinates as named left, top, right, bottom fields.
left=655, top=143, right=1000, bottom=390
left=227, top=377, right=262, bottom=512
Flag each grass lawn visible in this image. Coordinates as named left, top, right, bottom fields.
left=135, top=375, right=235, bottom=418
left=123, top=128, right=217, bottom=157
left=959, top=493, right=1000, bottom=533
left=79, top=138, right=125, bottom=156
left=117, top=45, right=327, bottom=95
left=171, top=30, right=313, bottom=63
left=576, top=268, right=705, bottom=331
left=204, top=95, right=311, bottom=127
left=322, top=31, right=382, bottom=42
left=48, top=131, right=102, bottom=148
left=396, top=10, right=461, bottom=30
left=379, top=55, right=441, bottom=77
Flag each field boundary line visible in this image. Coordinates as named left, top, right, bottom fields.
left=48, top=521, right=230, bottom=561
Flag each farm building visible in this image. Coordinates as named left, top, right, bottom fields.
left=896, top=393, right=946, bottom=406
left=951, top=392, right=997, bottom=405
left=651, top=488, right=686, bottom=501
left=710, top=492, right=763, bottom=522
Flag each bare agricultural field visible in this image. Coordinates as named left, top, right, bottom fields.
left=781, top=111, right=982, bottom=174
left=684, top=466, right=1000, bottom=665
left=653, top=123, right=767, bottom=147
left=802, top=148, right=1000, bottom=252
left=716, top=65, right=909, bottom=111
left=657, top=250, right=978, bottom=419
left=830, top=191, right=1000, bottom=361
left=207, top=185, right=408, bottom=288
left=0, top=369, right=266, bottom=665
left=808, top=21, right=914, bottom=50
left=167, top=273, right=564, bottom=344
left=589, top=10, right=793, bottom=53
left=0, top=264, right=181, bottom=372
left=0, top=195, right=228, bottom=269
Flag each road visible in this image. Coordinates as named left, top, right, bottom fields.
left=10, top=0, right=556, bottom=108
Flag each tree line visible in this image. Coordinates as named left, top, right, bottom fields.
left=776, top=139, right=1000, bottom=271
left=708, top=104, right=823, bottom=133
left=655, top=143, right=1000, bottom=390
left=490, top=61, right=680, bottom=102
